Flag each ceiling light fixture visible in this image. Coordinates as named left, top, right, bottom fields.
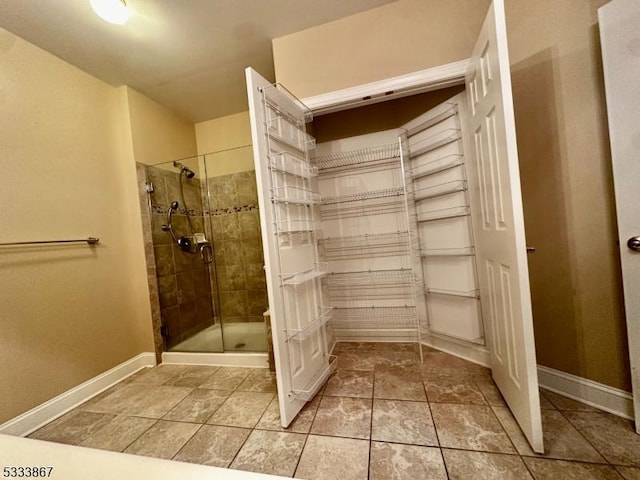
left=90, top=0, right=129, bottom=25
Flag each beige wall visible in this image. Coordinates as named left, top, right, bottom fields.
left=124, top=87, right=197, bottom=165
left=195, top=111, right=254, bottom=177
left=273, top=0, right=490, bottom=99
left=272, top=0, right=629, bottom=390
left=0, top=27, right=155, bottom=424
left=507, top=0, right=628, bottom=390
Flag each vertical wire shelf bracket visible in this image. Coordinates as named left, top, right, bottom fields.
left=399, top=135, right=423, bottom=362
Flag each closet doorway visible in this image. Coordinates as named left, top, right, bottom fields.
left=246, top=0, right=543, bottom=453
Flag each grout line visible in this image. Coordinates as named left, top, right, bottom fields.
left=290, top=433, right=310, bottom=478
left=425, top=399, right=451, bottom=479
left=519, top=452, right=537, bottom=479
left=170, top=423, right=205, bottom=461
left=119, top=418, right=159, bottom=453
left=553, top=406, right=613, bottom=466
left=367, top=387, right=374, bottom=480
left=485, top=400, right=522, bottom=457
left=226, top=426, right=253, bottom=469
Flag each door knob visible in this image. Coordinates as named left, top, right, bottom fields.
left=627, top=236, right=640, bottom=252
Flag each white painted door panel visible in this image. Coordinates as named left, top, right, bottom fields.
left=246, top=68, right=329, bottom=427
left=599, top=0, right=640, bottom=432
left=462, top=0, right=543, bottom=452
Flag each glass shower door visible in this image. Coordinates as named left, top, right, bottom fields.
left=204, top=146, right=269, bottom=352
left=145, top=155, right=223, bottom=352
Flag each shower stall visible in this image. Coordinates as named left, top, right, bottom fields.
left=139, top=145, right=269, bottom=355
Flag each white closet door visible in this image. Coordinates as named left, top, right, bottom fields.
left=246, top=67, right=330, bottom=426
left=462, top=0, right=543, bottom=452
left=598, top=0, right=640, bottom=432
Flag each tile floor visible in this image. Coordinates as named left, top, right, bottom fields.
left=29, top=343, right=640, bottom=479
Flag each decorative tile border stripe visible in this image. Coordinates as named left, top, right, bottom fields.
left=150, top=204, right=203, bottom=217
left=150, top=204, right=259, bottom=217
left=210, top=204, right=259, bottom=216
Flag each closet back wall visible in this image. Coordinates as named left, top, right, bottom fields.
left=273, top=0, right=629, bottom=391
left=310, top=86, right=465, bottom=143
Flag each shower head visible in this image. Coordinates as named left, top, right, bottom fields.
left=173, top=161, right=196, bottom=179
left=170, top=201, right=179, bottom=210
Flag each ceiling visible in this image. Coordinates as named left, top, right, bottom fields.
left=0, top=0, right=396, bottom=122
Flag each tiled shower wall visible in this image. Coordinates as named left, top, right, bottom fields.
left=145, top=165, right=215, bottom=349
left=208, top=170, right=268, bottom=324
left=135, top=163, right=164, bottom=361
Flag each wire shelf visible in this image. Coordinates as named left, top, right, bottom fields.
left=332, top=306, right=416, bottom=323
left=324, top=269, right=416, bottom=300
left=291, top=355, right=337, bottom=401
left=286, top=307, right=333, bottom=341
left=321, top=187, right=405, bottom=206
left=312, top=143, right=400, bottom=171
left=325, top=268, right=415, bottom=287
left=272, top=186, right=320, bottom=206
left=264, top=93, right=314, bottom=153
left=281, top=263, right=328, bottom=286
left=406, top=105, right=458, bottom=137
left=333, top=329, right=420, bottom=341
left=426, top=287, right=479, bottom=299
left=327, top=286, right=415, bottom=301
left=421, top=246, right=475, bottom=257
left=416, top=206, right=470, bottom=223
left=269, top=152, right=318, bottom=179
left=320, top=196, right=406, bottom=220
left=410, top=129, right=461, bottom=158
left=317, top=159, right=401, bottom=179
left=411, top=154, right=464, bottom=180
left=332, top=320, right=417, bottom=330
left=319, top=231, right=410, bottom=260
left=268, top=128, right=316, bottom=154
left=274, top=219, right=317, bottom=235
left=413, top=180, right=467, bottom=202
left=262, top=83, right=313, bottom=124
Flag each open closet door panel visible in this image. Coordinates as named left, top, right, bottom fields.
left=462, top=0, right=543, bottom=452
left=246, top=67, right=331, bottom=427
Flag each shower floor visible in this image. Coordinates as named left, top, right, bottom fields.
left=169, top=322, right=268, bottom=353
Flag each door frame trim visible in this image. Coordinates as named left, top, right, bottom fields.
left=302, top=59, right=470, bottom=115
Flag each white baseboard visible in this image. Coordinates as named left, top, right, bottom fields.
left=420, top=338, right=634, bottom=421
left=0, top=353, right=156, bottom=437
left=421, top=333, right=491, bottom=368
left=161, top=352, right=268, bottom=368
left=537, top=365, right=634, bottom=420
